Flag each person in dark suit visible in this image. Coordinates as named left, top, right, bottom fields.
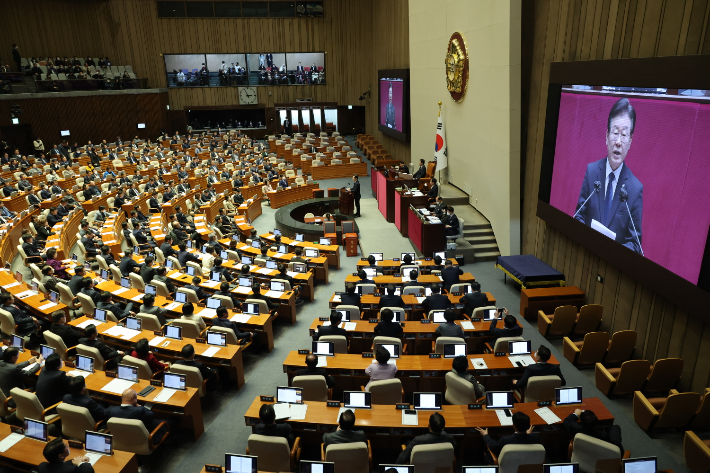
left=427, top=177, right=439, bottom=199
left=36, top=353, right=73, bottom=410
left=513, top=345, right=566, bottom=391
left=140, top=256, right=157, bottom=284
left=138, top=294, right=168, bottom=326
left=11, top=44, right=21, bottom=72
left=352, top=174, right=361, bottom=217
left=212, top=307, right=253, bottom=344
left=374, top=308, right=403, bottom=338
left=78, top=324, right=124, bottom=369
left=563, top=409, right=624, bottom=454
left=97, top=291, right=134, bottom=320
left=153, top=266, right=176, bottom=294
left=401, top=269, right=424, bottom=292
left=177, top=243, right=200, bottom=267
left=0, top=348, right=42, bottom=403
left=574, top=98, right=643, bottom=254
left=175, top=344, right=218, bottom=388
left=379, top=283, right=405, bottom=308
left=63, top=376, right=108, bottom=421
left=295, top=353, right=335, bottom=388
left=440, top=259, right=463, bottom=291
left=340, top=282, right=361, bottom=308
left=413, top=159, right=426, bottom=180
left=459, top=282, right=489, bottom=317
left=356, top=269, right=376, bottom=286
left=254, top=403, right=295, bottom=445
left=119, top=249, right=142, bottom=276
left=489, top=309, right=522, bottom=340
left=385, top=82, right=397, bottom=129
left=107, top=389, right=172, bottom=443
left=38, top=437, right=94, bottom=473
left=184, top=276, right=210, bottom=302
left=322, top=409, right=367, bottom=449
left=49, top=311, right=83, bottom=348
left=422, top=284, right=451, bottom=312
left=1, top=292, right=40, bottom=336
left=435, top=309, right=465, bottom=338
left=397, top=413, right=456, bottom=463
left=444, top=206, right=459, bottom=237
left=283, top=118, right=291, bottom=135
left=475, top=412, right=542, bottom=459
left=313, top=310, right=347, bottom=341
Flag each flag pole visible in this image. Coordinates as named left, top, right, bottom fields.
left=437, top=102, right=442, bottom=186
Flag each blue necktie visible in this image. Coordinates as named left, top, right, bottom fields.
left=604, top=172, right=616, bottom=220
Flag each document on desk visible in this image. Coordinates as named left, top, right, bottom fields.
left=38, top=302, right=58, bottom=311
left=265, top=290, right=284, bottom=298
left=131, top=293, right=145, bottom=301
left=343, top=322, right=357, bottom=331
left=256, top=268, right=271, bottom=275
left=172, top=272, right=185, bottom=278
left=496, top=410, right=514, bottom=426
left=470, top=358, right=488, bottom=369
left=67, top=370, right=92, bottom=378
left=332, top=295, right=341, bottom=302
left=85, top=452, right=103, bottom=466
left=164, top=302, right=181, bottom=311
left=201, top=346, right=221, bottom=358
left=14, top=290, right=35, bottom=299
left=198, top=308, right=217, bottom=318
left=317, top=356, right=328, bottom=367
left=0, top=432, right=24, bottom=452
left=120, top=328, right=142, bottom=340
left=111, top=287, right=130, bottom=295
left=402, top=409, right=419, bottom=426
left=230, top=314, right=252, bottom=323
left=234, top=286, right=251, bottom=294
left=508, top=355, right=535, bottom=367
left=102, top=378, right=136, bottom=394
left=273, top=403, right=292, bottom=420
left=416, top=296, right=426, bottom=303
left=102, top=326, right=125, bottom=337
left=77, top=319, right=102, bottom=329
left=202, top=280, right=220, bottom=288
left=1, top=282, right=20, bottom=289
left=153, top=388, right=178, bottom=403
left=149, top=336, right=166, bottom=346
left=460, top=321, right=475, bottom=330
left=289, top=403, right=308, bottom=420
left=286, top=271, right=299, bottom=278
left=534, top=407, right=562, bottom=425
left=273, top=253, right=285, bottom=258
left=22, top=362, right=39, bottom=373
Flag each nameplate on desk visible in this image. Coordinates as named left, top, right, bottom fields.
left=537, top=401, right=552, bottom=407
left=468, top=404, right=483, bottom=410
left=205, top=465, right=223, bottom=473
left=352, top=273, right=358, bottom=276
left=452, top=292, right=462, bottom=296
left=360, top=258, right=368, bottom=261
left=362, top=353, right=373, bottom=358
left=196, top=338, right=206, bottom=344
left=428, top=353, right=441, bottom=359
left=369, top=319, right=378, bottom=323
left=10, top=426, right=22, bottom=435
left=403, top=305, right=413, bottom=310
left=396, top=403, right=410, bottom=410
left=153, top=330, right=163, bottom=336
left=260, top=395, right=274, bottom=402
left=150, top=379, right=163, bottom=387
left=319, top=317, right=329, bottom=321
left=471, top=318, right=481, bottom=322
left=392, top=258, right=400, bottom=262
left=68, top=440, right=83, bottom=449
left=105, top=371, right=117, bottom=378
left=298, top=349, right=310, bottom=355
left=420, top=319, right=431, bottom=324
left=495, top=352, right=506, bottom=357
left=326, top=401, right=341, bottom=407
left=393, top=273, right=401, bottom=277
left=64, top=361, right=75, bottom=368
left=424, top=258, right=432, bottom=261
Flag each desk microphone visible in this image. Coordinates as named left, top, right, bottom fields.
left=572, top=181, right=601, bottom=219
left=618, top=184, right=644, bottom=256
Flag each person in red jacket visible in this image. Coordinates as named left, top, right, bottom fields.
left=131, top=338, right=169, bottom=374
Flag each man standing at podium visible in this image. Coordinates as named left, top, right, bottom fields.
left=352, top=174, right=361, bottom=217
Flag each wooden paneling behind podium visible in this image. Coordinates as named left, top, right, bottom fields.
left=521, top=0, right=710, bottom=394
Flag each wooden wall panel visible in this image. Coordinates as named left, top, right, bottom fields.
left=522, top=0, right=710, bottom=392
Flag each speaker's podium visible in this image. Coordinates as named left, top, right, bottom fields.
left=339, top=187, right=355, bottom=216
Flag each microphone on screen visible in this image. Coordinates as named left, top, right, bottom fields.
left=618, top=184, right=644, bottom=256
left=572, top=180, right=602, bottom=219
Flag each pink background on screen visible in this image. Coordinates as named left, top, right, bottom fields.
left=380, top=80, right=404, bottom=132
left=549, top=92, right=710, bottom=284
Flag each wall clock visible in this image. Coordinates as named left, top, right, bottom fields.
left=445, top=32, right=469, bottom=102
left=239, top=87, right=258, bottom=105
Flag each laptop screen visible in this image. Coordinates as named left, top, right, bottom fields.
left=622, top=458, right=657, bottom=473
left=443, top=344, right=466, bottom=358
left=343, top=391, right=371, bottom=409
left=145, top=284, right=157, bottom=295
left=101, top=269, right=109, bottom=280
left=376, top=343, right=400, bottom=359
left=276, top=386, right=303, bottom=404
left=49, top=291, right=59, bottom=303
left=433, top=251, right=446, bottom=260
left=380, top=466, right=414, bottom=473
left=125, top=316, right=141, bottom=331
left=206, top=297, right=222, bottom=309
left=239, top=277, right=252, bottom=287
left=186, top=266, right=195, bottom=276
left=463, top=468, right=498, bottom=473
left=225, top=454, right=257, bottom=473
left=10, top=335, right=23, bottom=350
left=244, top=303, right=259, bottom=315
left=413, top=392, right=442, bottom=410
left=312, top=341, right=334, bottom=356
left=380, top=309, right=403, bottom=322
left=207, top=331, right=227, bottom=346
left=175, top=292, right=187, bottom=303
left=117, top=364, right=139, bottom=383
left=485, top=391, right=515, bottom=409
left=166, top=259, right=173, bottom=269
left=431, top=311, right=446, bottom=323
left=85, top=431, right=113, bottom=455
left=39, top=344, right=55, bottom=359
left=120, top=277, right=131, bottom=289
left=305, top=249, right=318, bottom=258
left=318, top=237, right=329, bottom=246
left=24, top=419, right=48, bottom=442
left=273, top=229, right=281, bottom=236
left=301, top=461, right=335, bottom=473
left=295, top=233, right=304, bottom=241
left=187, top=240, right=193, bottom=249
left=293, top=263, right=306, bottom=273
left=251, top=240, right=261, bottom=248
left=75, top=354, right=94, bottom=373
left=509, top=341, right=531, bottom=355
left=555, top=387, right=583, bottom=405
left=271, top=280, right=285, bottom=292
left=94, top=308, right=107, bottom=322
left=211, top=271, right=221, bottom=282
left=221, top=251, right=229, bottom=259
left=241, top=256, right=253, bottom=265
left=401, top=253, right=415, bottom=261
left=482, top=309, right=499, bottom=321
left=543, top=464, right=579, bottom=473
left=164, top=325, right=182, bottom=340
left=163, top=372, right=187, bottom=390
left=266, top=260, right=278, bottom=269
left=369, top=253, right=383, bottom=261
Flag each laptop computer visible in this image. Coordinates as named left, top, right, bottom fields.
left=85, top=431, right=113, bottom=456
left=305, top=248, right=318, bottom=258
left=225, top=453, right=257, bottom=473
left=376, top=343, right=400, bottom=359
left=277, top=244, right=288, bottom=254
left=266, top=260, right=278, bottom=269
left=621, top=457, right=657, bottom=473
left=94, top=308, right=107, bottom=323
left=319, top=237, right=331, bottom=245
left=292, top=263, right=307, bottom=273
left=413, top=392, right=442, bottom=410
left=145, top=284, right=157, bottom=295
left=125, top=316, right=141, bottom=331
left=186, top=265, right=195, bottom=276
left=295, top=233, right=304, bottom=242
left=543, top=464, right=579, bottom=473
left=401, top=252, right=415, bottom=261
left=210, top=271, right=222, bottom=282
left=509, top=341, right=532, bottom=355
left=430, top=311, right=446, bottom=323
left=362, top=267, right=376, bottom=279
left=175, top=292, right=187, bottom=303
left=433, top=251, right=446, bottom=260
left=166, top=259, right=173, bottom=269
left=164, top=325, right=182, bottom=340
left=443, top=344, right=467, bottom=358
left=120, top=277, right=131, bottom=289
left=243, top=303, right=260, bottom=315
left=271, top=280, right=285, bottom=292
left=23, top=419, right=48, bottom=442
left=75, top=354, right=95, bottom=373
left=251, top=240, right=261, bottom=248
left=239, top=276, right=253, bottom=287
left=301, top=460, right=335, bottom=473
left=49, top=291, right=59, bottom=303
left=117, top=364, right=139, bottom=383
left=312, top=341, right=335, bottom=357
left=555, top=387, right=583, bottom=405
left=163, top=372, right=187, bottom=391
left=276, top=386, right=303, bottom=404
left=241, top=256, right=253, bottom=265
left=462, top=468, right=498, bottom=473
left=485, top=391, right=514, bottom=410
left=39, top=344, right=55, bottom=359
left=100, top=269, right=110, bottom=280
left=206, top=297, right=222, bottom=309
left=10, top=335, right=23, bottom=351
left=220, top=250, right=229, bottom=259
left=343, top=391, right=371, bottom=409
left=207, top=331, right=227, bottom=347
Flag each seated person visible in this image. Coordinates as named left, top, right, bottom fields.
left=313, top=310, right=347, bottom=341
left=322, top=409, right=367, bottom=449
left=290, top=246, right=307, bottom=263
left=563, top=409, right=624, bottom=454
left=215, top=281, right=243, bottom=309
left=131, top=338, right=169, bottom=374
left=175, top=344, right=218, bottom=389
left=356, top=269, right=375, bottom=285
left=78, top=324, right=124, bottom=369
left=459, top=281, right=488, bottom=317
left=1, top=292, right=41, bottom=337
left=98, top=291, right=134, bottom=320
left=295, top=353, right=335, bottom=388
left=212, top=306, right=253, bottom=344
left=379, top=283, right=405, bottom=308
left=36, top=353, right=73, bottom=410
left=63, top=376, right=108, bottom=421
left=49, top=310, right=82, bottom=348
left=139, top=293, right=167, bottom=326
left=435, top=309, right=464, bottom=338
left=250, top=284, right=278, bottom=312
left=254, top=403, right=294, bottom=445
left=402, top=269, right=424, bottom=291
left=397, top=413, right=456, bottom=464
left=475, top=412, right=541, bottom=460
left=402, top=253, right=413, bottom=265
left=422, top=284, right=450, bottom=312
left=183, top=276, right=210, bottom=302
left=451, top=355, right=485, bottom=399
left=365, top=345, right=397, bottom=390
left=489, top=308, right=521, bottom=340
left=440, top=259, right=463, bottom=291
left=119, top=248, right=142, bottom=276
left=180, top=302, right=206, bottom=331
left=0, top=348, right=42, bottom=404
left=513, top=345, right=565, bottom=391
left=374, top=308, right=403, bottom=338
left=340, top=282, right=361, bottom=308
left=38, top=437, right=93, bottom=473
left=153, top=266, right=176, bottom=294
left=107, top=388, right=175, bottom=444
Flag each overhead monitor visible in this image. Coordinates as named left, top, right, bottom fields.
left=378, top=69, right=410, bottom=142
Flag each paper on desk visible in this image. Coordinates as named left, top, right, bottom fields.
left=120, top=328, right=142, bottom=340
left=111, top=287, right=130, bottom=295
left=402, top=409, right=419, bottom=426
left=496, top=410, right=514, bottom=426
left=508, top=355, right=535, bottom=367
left=198, top=308, right=217, bottom=318
left=257, top=268, right=272, bottom=275
left=289, top=404, right=308, bottom=420
left=131, top=293, right=145, bottom=301
left=14, top=290, right=35, bottom=299
left=332, top=295, right=341, bottom=303
left=202, top=280, right=220, bottom=288
left=591, top=219, right=616, bottom=240
left=317, top=356, right=328, bottom=367
left=102, top=378, right=135, bottom=394
left=22, top=362, right=39, bottom=373
left=230, top=314, right=252, bottom=323
left=202, top=346, right=221, bottom=357
left=460, top=321, right=474, bottom=330
left=103, top=326, right=125, bottom=337
left=415, top=296, right=425, bottom=303
left=273, top=403, right=292, bottom=420
left=149, top=336, right=166, bottom=346
left=172, top=272, right=185, bottom=278
left=234, top=286, right=251, bottom=294
left=77, top=319, right=102, bottom=329
left=273, top=253, right=285, bottom=258
left=38, top=302, right=58, bottom=311
left=1, top=282, right=20, bottom=289
left=164, top=302, right=181, bottom=310
left=67, top=370, right=92, bottom=378
left=0, top=432, right=24, bottom=452
left=401, top=276, right=411, bottom=283
left=265, top=290, right=283, bottom=298
left=85, top=452, right=103, bottom=466
left=535, top=407, right=562, bottom=425
left=343, top=322, right=357, bottom=331
left=470, top=358, right=488, bottom=369
left=153, top=388, right=177, bottom=403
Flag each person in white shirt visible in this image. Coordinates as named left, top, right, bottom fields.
left=177, top=70, right=185, bottom=83
left=202, top=245, right=215, bottom=275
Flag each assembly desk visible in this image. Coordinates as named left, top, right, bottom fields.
left=309, top=162, right=368, bottom=181
left=0, top=271, right=68, bottom=321
left=238, top=196, right=263, bottom=222
left=268, top=183, right=320, bottom=209
left=261, top=232, right=341, bottom=271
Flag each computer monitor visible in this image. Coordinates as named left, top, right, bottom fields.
left=23, top=419, right=48, bottom=442
left=49, top=291, right=59, bottom=303
left=336, top=309, right=350, bottom=322
left=164, top=325, right=182, bottom=340
left=166, top=259, right=173, bottom=269
left=555, top=387, right=583, bottom=405
left=163, top=372, right=187, bottom=390
left=369, top=253, right=383, bottom=261
left=376, top=343, right=400, bottom=359
left=424, top=286, right=433, bottom=296
left=85, top=431, right=113, bottom=456
left=10, top=335, right=23, bottom=351
left=251, top=240, right=261, bottom=248
left=266, top=260, right=278, bottom=269
left=481, top=308, right=500, bottom=321
left=100, top=269, right=109, bottom=280
left=343, top=391, right=372, bottom=409
left=301, top=460, right=335, bottom=473
left=456, top=284, right=472, bottom=293
left=39, top=344, right=55, bottom=359
left=206, top=297, right=222, bottom=309
left=430, top=311, right=446, bottom=323
left=362, top=267, right=376, bottom=279
left=543, top=464, right=579, bottom=473
left=239, top=276, right=253, bottom=287
left=220, top=250, right=229, bottom=259
left=433, top=251, right=446, bottom=260
left=72, top=253, right=78, bottom=261
left=305, top=248, right=318, bottom=258
left=133, top=246, right=140, bottom=254
left=145, top=284, right=157, bottom=295
left=509, top=341, right=532, bottom=355
left=622, top=457, right=657, bottom=473
left=355, top=284, right=375, bottom=295
left=75, top=354, right=95, bottom=373
left=94, top=308, right=107, bottom=322
left=120, top=277, right=131, bottom=288
left=186, top=265, right=195, bottom=276
left=210, top=271, right=221, bottom=282
left=318, top=237, right=330, bottom=245
left=276, top=386, right=303, bottom=404
left=117, top=364, right=139, bottom=383
left=207, top=331, right=227, bottom=347
left=485, top=391, right=515, bottom=409
left=401, top=252, right=415, bottom=261
left=241, top=255, right=253, bottom=265
left=293, top=263, right=307, bottom=273
left=175, top=292, right=187, bottom=303
left=271, top=280, right=286, bottom=292
left=443, top=344, right=467, bottom=358
left=243, top=303, right=260, bottom=315
left=379, top=466, right=414, bottom=473
left=379, top=310, right=403, bottom=322
left=413, top=392, right=442, bottom=410
left=295, top=233, right=304, bottom=242
left=277, top=244, right=288, bottom=254
left=187, top=240, right=193, bottom=249
left=312, top=341, right=334, bottom=356
left=462, top=467, right=498, bottom=473
left=125, top=316, right=141, bottom=331
left=225, top=453, right=258, bottom=473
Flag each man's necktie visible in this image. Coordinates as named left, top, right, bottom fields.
left=604, top=172, right=616, bottom=221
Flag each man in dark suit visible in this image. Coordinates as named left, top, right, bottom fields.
left=422, top=284, right=451, bottom=312
left=63, top=376, right=108, bottom=421
left=107, top=389, right=172, bottom=443
left=295, top=353, right=335, bottom=388
left=489, top=309, right=522, bottom=340
left=413, top=159, right=426, bottom=179
left=323, top=409, right=367, bottom=449
left=175, top=344, right=218, bottom=388
left=459, top=282, right=489, bottom=317
left=374, top=308, right=404, bottom=338
left=313, top=310, right=347, bottom=341
left=36, top=353, right=72, bottom=410
left=78, top=324, right=124, bottom=369
left=159, top=235, right=177, bottom=259
left=1, top=292, right=40, bottom=336
left=401, top=269, right=425, bottom=292
left=427, top=177, right=439, bottom=199
left=254, top=404, right=294, bottom=444
left=119, top=249, right=142, bottom=276
left=574, top=98, right=643, bottom=254
left=184, top=276, right=211, bottom=302
left=563, top=409, right=624, bottom=454
left=49, top=311, right=82, bottom=348
left=177, top=243, right=200, bottom=267
left=11, top=44, right=21, bottom=72
left=475, top=412, right=542, bottom=458
left=397, top=413, right=456, bottom=463
left=140, top=256, right=157, bottom=284
left=212, top=307, right=253, bottom=343
left=0, top=348, right=42, bottom=402
left=340, top=282, right=361, bottom=308
left=444, top=206, right=459, bottom=236
left=352, top=174, right=361, bottom=217
left=513, top=345, right=566, bottom=391
left=97, top=291, right=134, bottom=320
left=379, top=284, right=405, bottom=308
left=356, top=270, right=376, bottom=286
left=283, top=118, right=291, bottom=135
left=385, top=81, right=397, bottom=128
left=440, top=259, right=463, bottom=291
left=38, top=437, right=94, bottom=473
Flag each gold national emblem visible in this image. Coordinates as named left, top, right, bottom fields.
left=445, top=32, right=468, bottom=102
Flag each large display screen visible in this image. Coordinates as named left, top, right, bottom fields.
left=378, top=69, right=410, bottom=142
left=545, top=86, right=710, bottom=288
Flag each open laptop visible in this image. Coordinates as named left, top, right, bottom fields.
left=10, top=335, right=23, bottom=351
left=125, top=316, right=141, bottom=331
left=292, top=263, right=307, bottom=273
left=376, top=343, right=400, bottom=359
left=271, top=280, right=286, bottom=292
left=343, top=391, right=371, bottom=409
left=401, top=252, right=415, bottom=261
left=555, top=387, right=583, bottom=405
left=23, top=419, right=48, bottom=442
left=39, top=344, right=55, bottom=359
left=241, top=256, right=253, bottom=265
left=543, top=464, right=579, bottom=473
left=100, top=269, right=110, bottom=280
left=210, top=271, right=222, bottom=282
left=273, top=229, right=282, bottom=236
left=85, top=431, right=113, bottom=456
left=312, top=341, right=335, bottom=357
left=75, top=354, right=95, bottom=373
left=243, top=303, right=260, bottom=315
left=266, top=260, right=278, bottom=269
left=433, top=251, right=446, bottom=260
left=485, top=391, right=515, bottom=410
left=145, top=284, right=157, bottom=295
left=117, top=364, right=139, bottom=383
left=301, top=460, right=335, bottom=473
left=207, top=331, right=227, bottom=347
left=164, top=325, right=182, bottom=340
left=49, top=291, right=59, bottom=303
left=163, top=372, right=187, bottom=391
left=276, top=386, right=303, bottom=404
left=462, top=468, right=498, bottom=473
left=413, top=392, right=442, bottom=410
left=120, top=277, right=131, bottom=289
left=186, top=265, right=196, bottom=276
left=295, top=233, right=304, bottom=242
left=206, top=297, right=222, bottom=310
left=509, top=341, right=531, bottom=355
left=166, top=259, right=173, bottom=269
left=443, top=344, right=467, bottom=358
left=369, top=253, right=383, bottom=262
left=380, top=466, right=414, bottom=473
left=175, top=292, right=188, bottom=303
left=225, top=453, right=257, bottom=473
left=220, top=251, right=229, bottom=259
left=251, top=240, right=261, bottom=248
left=430, top=310, right=446, bottom=323
left=622, top=457, right=657, bottom=473
left=94, top=308, right=107, bottom=323
left=239, top=276, right=253, bottom=287
left=362, top=267, right=376, bottom=279
left=305, top=248, right=319, bottom=258
left=319, top=237, right=331, bottom=245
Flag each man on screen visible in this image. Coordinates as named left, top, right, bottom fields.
left=386, top=82, right=396, bottom=129
left=574, top=98, right=643, bottom=254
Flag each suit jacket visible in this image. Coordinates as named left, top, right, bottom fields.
left=175, top=359, right=216, bottom=380
left=386, top=102, right=396, bottom=128
left=36, top=369, right=71, bottom=408
left=352, top=180, right=361, bottom=199
left=50, top=324, right=83, bottom=349
left=178, top=250, right=200, bottom=267
left=374, top=321, right=403, bottom=338
left=574, top=158, right=643, bottom=254
left=563, top=413, right=623, bottom=453
left=106, top=404, right=160, bottom=433
left=482, top=431, right=542, bottom=456
left=37, top=461, right=94, bottom=473
left=119, top=257, right=141, bottom=276
left=153, top=274, right=176, bottom=294
left=440, top=266, right=463, bottom=291
left=428, top=184, right=438, bottom=198
left=397, top=431, right=456, bottom=463
left=340, top=293, right=361, bottom=307
left=516, top=362, right=566, bottom=390
left=294, top=366, right=335, bottom=388
left=2, top=304, right=36, bottom=335
left=413, top=165, right=426, bottom=180
left=138, top=305, right=167, bottom=326
left=0, top=360, right=37, bottom=393
left=140, top=264, right=156, bottom=284
left=322, top=429, right=368, bottom=449
left=254, top=422, right=292, bottom=443
left=435, top=322, right=465, bottom=338
left=314, top=324, right=348, bottom=341
left=97, top=301, right=129, bottom=320
left=460, top=291, right=489, bottom=317
left=211, top=317, right=250, bottom=340
left=489, top=319, right=523, bottom=340
left=422, top=294, right=451, bottom=312
left=184, top=284, right=209, bottom=301
left=379, top=294, right=405, bottom=308
left=78, top=337, right=120, bottom=362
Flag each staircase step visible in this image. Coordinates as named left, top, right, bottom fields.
left=443, top=197, right=469, bottom=206
left=468, top=242, right=500, bottom=251
left=464, top=228, right=494, bottom=237
left=474, top=251, right=501, bottom=262
left=467, top=237, right=497, bottom=246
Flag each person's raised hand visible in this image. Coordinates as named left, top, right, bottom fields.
left=474, top=427, right=488, bottom=436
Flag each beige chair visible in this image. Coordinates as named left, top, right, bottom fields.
left=76, top=345, right=108, bottom=370
left=445, top=372, right=481, bottom=405
left=121, top=355, right=165, bottom=380
left=472, top=306, right=497, bottom=320
left=366, top=379, right=403, bottom=405
left=691, top=388, right=710, bottom=429
left=177, top=288, right=199, bottom=304
left=109, top=264, right=123, bottom=282
left=485, top=336, right=525, bottom=354
left=644, top=358, right=683, bottom=396
left=0, top=308, right=22, bottom=338
left=136, top=313, right=163, bottom=331
left=57, top=282, right=81, bottom=313
left=493, top=444, right=546, bottom=473
left=355, top=283, right=376, bottom=295
left=572, top=304, right=603, bottom=337
left=186, top=261, right=204, bottom=277
left=604, top=330, right=636, bottom=366
left=373, top=336, right=404, bottom=356
left=245, top=298, right=270, bottom=314
left=9, top=388, right=60, bottom=423
left=538, top=305, right=577, bottom=338
left=321, top=441, right=371, bottom=473
left=570, top=433, right=624, bottom=473
left=129, top=273, right=145, bottom=292
left=76, top=293, right=97, bottom=318
left=563, top=331, right=609, bottom=367
left=150, top=280, right=172, bottom=298
left=595, top=360, right=650, bottom=398
left=335, top=304, right=360, bottom=321
left=247, top=434, right=301, bottom=472
left=170, top=319, right=201, bottom=338
left=319, top=335, right=348, bottom=354
left=44, top=330, right=76, bottom=361
left=684, top=430, right=710, bottom=473
left=293, top=375, right=330, bottom=402
left=56, top=403, right=104, bottom=440
left=633, top=389, right=701, bottom=432
left=167, top=256, right=182, bottom=270
left=434, top=337, right=465, bottom=355
left=379, top=306, right=404, bottom=321
left=408, top=443, right=455, bottom=473
left=107, top=418, right=169, bottom=455
left=211, top=294, right=234, bottom=309
left=0, top=388, right=15, bottom=420
left=168, top=366, right=208, bottom=397
left=516, top=375, right=562, bottom=403
left=208, top=325, right=240, bottom=345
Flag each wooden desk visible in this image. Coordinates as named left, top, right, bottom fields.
left=44, top=208, right=83, bottom=260
left=395, top=190, right=430, bottom=237
left=268, top=184, right=320, bottom=209
left=355, top=258, right=460, bottom=271
left=310, top=162, right=368, bottom=181
left=519, top=286, right=586, bottom=320
left=408, top=206, right=446, bottom=256
left=82, top=190, right=117, bottom=212
left=238, top=196, right=262, bottom=222
left=236, top=238, right=331, bottom=284
left=161, top=189, right=199, bottom=216
left=261, top=233, right=340, bottom=271
left=1, top=192, right=32, bottom=213
left=0, top=271, right=68, bottom=320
